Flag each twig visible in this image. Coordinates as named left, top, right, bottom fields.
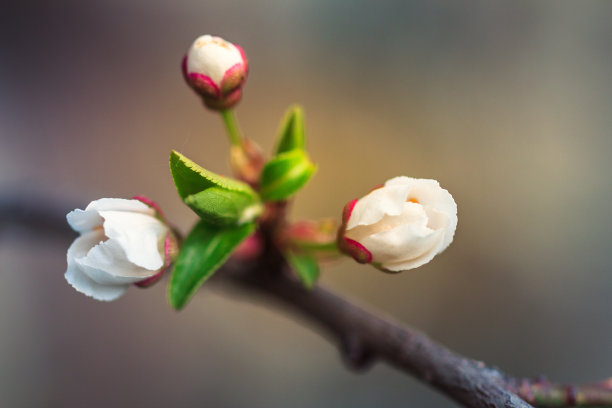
left=507, top=377, right=612, bottom=407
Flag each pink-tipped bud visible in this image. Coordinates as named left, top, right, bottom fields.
left=182, top=35, right=248, bottom=110
left=230, top=138, right=265, bottom=187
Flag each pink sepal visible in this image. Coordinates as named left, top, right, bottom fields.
left=134, top=268, right=164, bottom=288
left=220, top=62, right=247, bottom=94
left=235, top=45, right=249, bottom=75
left=188, top=73, right=221, bottom=98
left=182, top=54, right=221, bottom=98
left=203, top=88, right=242, bottom=110
left=135, top=231, right=178, bottom=288
left=342, top=199, right=358, bottom=224
left=340, top=237, right=372, bottom=264
left=132, top=195, right=166, bottom=222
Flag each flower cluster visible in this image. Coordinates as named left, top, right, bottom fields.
left=63, top=34, right=459, bottom=305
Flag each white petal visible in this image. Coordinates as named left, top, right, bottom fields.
left=86, top=198, right=153, bottom=214
left=386, top=177, right=458, bottom=252
left=428, top=207, right=455, bottom=253
left=66, top=198, right=153, bottom=233
left=65, top=264, right=128, bottom=301
left=345, top=201, right=423, bottom=242
left=187, top=35, right=243, bottom=86
left=65, top=231, right=129, bottom=301
left=383, top=176, right=411, bottom=187
left=384, top=176, right=430, bottom=188
left=77, top=239, right=159, bottom=282
left=66, top=208, right=103, bottom=233
left=346, top=184, right=411, bottom=230
left=381, top=233, right=445, bottom=272
left=99, top=210, right=167, bottom=270
left=410, top=184, right=457, bottom=251
left=66, top=229, right=105, bottom=263
left=358, top=209, right=444, bottom=267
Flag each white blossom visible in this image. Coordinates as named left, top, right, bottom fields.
left=65, top=198, right=170, bottom=301
left=340, top=177, right=457, bottom=272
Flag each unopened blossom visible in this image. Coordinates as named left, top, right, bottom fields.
left=182, top=34, right=248, bottom=110
left=65, top=198, right=176, bottom=301
left=338, top=177, right=457, bottom=272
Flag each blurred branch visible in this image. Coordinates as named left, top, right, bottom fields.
left=4, top=196, right=611, bottom=408
left=0, top=194, right=74, bottom=237
left=222, top=257, right=532, bottom=408
left=223, top=259, right=612, bottom=407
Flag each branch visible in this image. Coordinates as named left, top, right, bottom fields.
left=3, top=196, right=611, bottom=408
left=221, top=259, right=612, bottom=408
left=222, top=258, right=531, bottom=408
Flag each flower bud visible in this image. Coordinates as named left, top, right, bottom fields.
left=64, top=197, right=177, bottom=301
left=284, top=219, right=340, bottom=261
left=230, top=138, right=265, bottom=186
left=182, top=34, right=248, bottom=110
left=338, top=177, right=457, bottom=272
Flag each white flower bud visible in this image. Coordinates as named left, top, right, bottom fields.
left=182, top=34, right=248, bottom=110
left=339, top=177, right=457, bottom=272
left=65, top=198, right=175, bottom=301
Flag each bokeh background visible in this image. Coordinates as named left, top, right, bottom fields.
left=1, top=1, right=611, bottom=407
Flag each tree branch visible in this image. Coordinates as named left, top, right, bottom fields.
left=220, top=258, right=612, bottom=408
left=222, top=258, right=531, bottom=408
left=3, top=196, right=611, bottom=408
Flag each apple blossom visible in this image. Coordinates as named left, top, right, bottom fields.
left=338, top=177, right=457, bottom=272
left=65, top=198, right=176, bottom=301
left=182, top=34, right=248, bottom=110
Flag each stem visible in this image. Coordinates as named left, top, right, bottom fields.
left=294, top=241, right=340, bottom=253
left=220, top=108, right=243, bottom=146
left=507, top=377, right=612, bottom=407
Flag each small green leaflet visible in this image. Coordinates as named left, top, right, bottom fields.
left=286, top=251, right=320, bottom=289
left=260, top=150, right=316, bottom=202
left=169, top=220, right=255, bottom=310
left=170, top=150, right=257, bottom=200
left=185, top=187, right=261, bottom=227
left=275, top=105, right=305, bottom=154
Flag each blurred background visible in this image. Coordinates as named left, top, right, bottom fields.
left=1, top=1, right=611, bottom=406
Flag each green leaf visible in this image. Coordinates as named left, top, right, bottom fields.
left=260, top=150, right=316, bottom=201
left=170, top=150, right=257, bottom=200
left=184, top=187, right=262, bottom=226
left=286, top=251, right=320, bottom=289
left=169, top=221, right=255, bottom=310
left=275, top=105, right=305, bottom=154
